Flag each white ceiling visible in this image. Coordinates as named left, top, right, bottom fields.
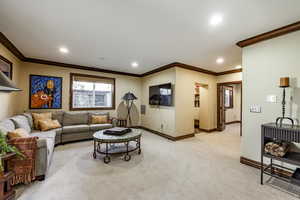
left=1, top=0, right=300, bottom=74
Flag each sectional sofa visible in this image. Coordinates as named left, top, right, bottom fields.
left=0, top=111, right=116, bottom=180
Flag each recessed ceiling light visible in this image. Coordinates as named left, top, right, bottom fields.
left=235, top=65, right=242, bottom=69
left=210, top=14, right=223, bottom=26
left=59, top=47, right=69, bottom=54
left=131, top=62, right=139, bottom=68
left=216, top=57, right=224, bottom=64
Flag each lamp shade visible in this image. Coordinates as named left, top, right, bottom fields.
left=280, top=77, right=290, bottom=88
left=122, top=92, right=137, bottom=101
left=0, top=71, right=21, bottom=92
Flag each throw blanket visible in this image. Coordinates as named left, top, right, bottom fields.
left=264, top=141, right=289, bottom=157
left=7, top=137, right=38, bottom=185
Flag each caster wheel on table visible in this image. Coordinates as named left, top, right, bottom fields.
left=138, top=149, right=141, bottom=154
left=93, top=152, right=96, bottom=159
left=104, top=156, right=111, bottom=164
left=124, top=154, right=131, bottom=161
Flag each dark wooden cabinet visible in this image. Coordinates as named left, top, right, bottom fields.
left=0, top=153, right=16, bottom=200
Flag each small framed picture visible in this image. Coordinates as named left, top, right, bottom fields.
left=0, top=55, right=13, bottom=79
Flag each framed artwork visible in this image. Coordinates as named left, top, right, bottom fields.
left=224, top=86, right=233, bottom=109
left=29, top=75, right=63, bottom=109
left=0, top=55, right=13, bottom=80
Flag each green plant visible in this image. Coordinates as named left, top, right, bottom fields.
left=0, top=130, right=24, bottom=172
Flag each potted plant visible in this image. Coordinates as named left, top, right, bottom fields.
left=0, top=130, right=23, bottom=174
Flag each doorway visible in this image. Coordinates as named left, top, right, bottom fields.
left=217, top=81, right=242, bottom=135
left=194, top=83, right=209, bottom=133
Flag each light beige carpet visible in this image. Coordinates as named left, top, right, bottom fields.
left=16, top=124, right=299, bottom=200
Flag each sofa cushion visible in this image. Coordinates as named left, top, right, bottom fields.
left=91, top=115, right=109, bottom=124
left=0, top=119, right=15, bottom=135
left=32, top=112, right=52, bottom=130
left=89, top=124, right=113, bottom=132
left=31, top=130, right=56, bottom=149
left=7, top=128, right=30, bottom=139
left=10, top=115, right=31, bottom=133
left=52, top=111, right=64, bottom=124
left=32, top=128, right=62, bottom=145
left=62, top=125, right=89, bottom=134
left=88, top=112, right=109, bottom=124
left=63, top=112, right=88, bottom=126
left=32, top=131, right=55, bottom=169
left=23, top=113, right=34, bottom=128
left=39, top=119, right=61, bottom=131
left=52, top=128, right=62, bottom=135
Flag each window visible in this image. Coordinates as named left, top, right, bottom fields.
left=224, top=86, right=233, bottom=109
left=70, top=73, right=115, bottom=110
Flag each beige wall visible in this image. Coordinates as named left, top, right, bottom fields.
left=141, top=67, right=218, bottom=137
left=241, top=30, right=300, bottom=162
left=217, top=72, right=242, bottom=83
left=0, top=43, right=22, bottom=120
left=175, top=67, right=217, bottom=134
left=225, top=84, right=241, bottom=123
left=0, top=41, right=243, bottom=136
left=141, top=68, right=176, bottom=136
left=17, top=62, right=142, bottom=125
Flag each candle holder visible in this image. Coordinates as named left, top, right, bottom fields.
left=276, top=77, right=294, bottom=126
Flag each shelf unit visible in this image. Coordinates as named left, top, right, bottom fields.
left=0, top=153, right=16, bottom=200
left=261, top=123, right=300, bottom=185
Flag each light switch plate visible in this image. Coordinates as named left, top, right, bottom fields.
left=250, top=105, right=262, bottom=113
left=266, top=95, right=277, bottom=103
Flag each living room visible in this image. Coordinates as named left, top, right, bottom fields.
left=1, top=1, right=300, bottom=200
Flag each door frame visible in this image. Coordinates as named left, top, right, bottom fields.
left=217, top=81, right=243, bottom=135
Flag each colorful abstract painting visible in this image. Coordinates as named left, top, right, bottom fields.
left=30, top=75, right=63, bottom=109
left=0, top=55, right=13, bottom=79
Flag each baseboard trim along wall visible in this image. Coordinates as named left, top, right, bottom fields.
left=225, top=121, right=241, bottom=125
left=135, top=126, right=195, bottom=141
left=199, top=128, right=217, bottom=133
left=240, top=156, right=292, bottom=177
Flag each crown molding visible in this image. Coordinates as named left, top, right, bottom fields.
left=237, top=21, right=300, bottom=48
left=216, top=68, right=242, bottom=76
left=0, top=32, right=26, bottom=61
left=24, top=57, right=141, bottom=77
left=1, top=32, right=242, bottom=77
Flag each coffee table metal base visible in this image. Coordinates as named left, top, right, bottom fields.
left=93, top=138, right=141, bottom=164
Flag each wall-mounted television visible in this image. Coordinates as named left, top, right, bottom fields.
left=149, top=83, right=173, bottom=106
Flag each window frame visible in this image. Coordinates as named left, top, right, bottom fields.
left=69, top=73, right=115, bottom=111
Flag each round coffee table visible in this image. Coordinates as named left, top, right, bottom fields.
left=93, top=129, right=142, bottom=163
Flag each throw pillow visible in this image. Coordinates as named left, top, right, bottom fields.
left=91, top=115, right=108, bottom=124
left=38, top=119, right=61, bottom=131
left=7, top=128, right=30, bottom=139
left=32, top=112, right=52, bottom=130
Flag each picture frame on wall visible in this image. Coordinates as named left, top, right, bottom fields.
left=0, top=55, right=13, bottom=80
left=29, top=74, right=63, bottom=109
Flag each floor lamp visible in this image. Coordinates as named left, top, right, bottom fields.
left=122, top=92, right=137, bottom=127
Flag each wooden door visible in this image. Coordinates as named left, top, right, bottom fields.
left=217, top=85, right=226, bottom=131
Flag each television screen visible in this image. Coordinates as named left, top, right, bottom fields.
left=149, top=85, right=160, bottom=105
left=159, top=83, right=172, bottom=106
left=149, top=83, right=172, bottom=106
